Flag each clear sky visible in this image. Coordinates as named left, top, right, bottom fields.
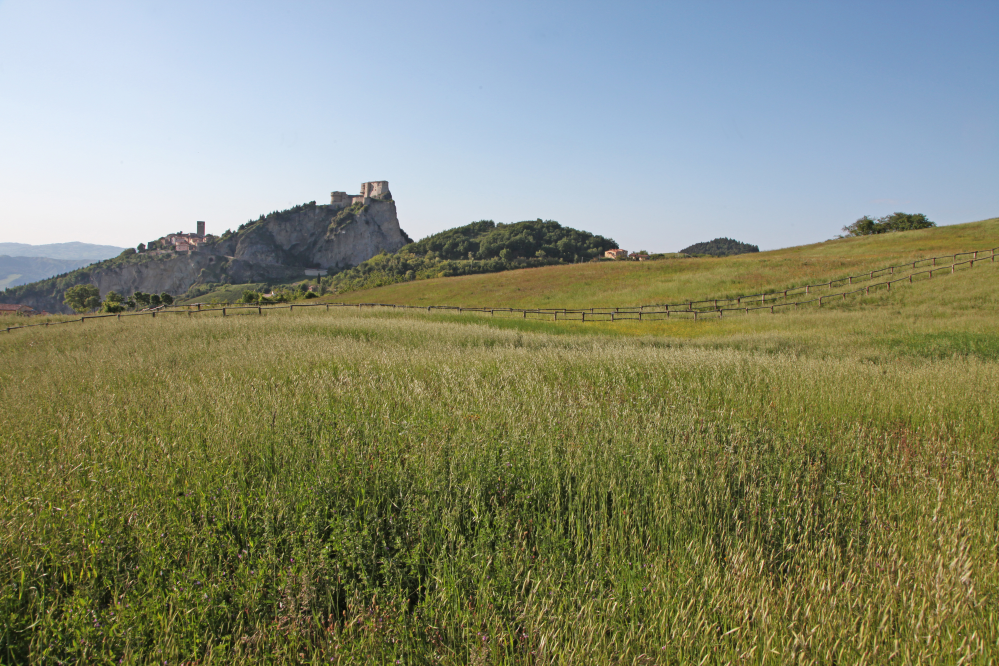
left=1, top=1, right=996, bottom=252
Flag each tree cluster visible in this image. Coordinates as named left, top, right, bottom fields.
left=680, top=238, right=760, bottom=257
left=402, top=219, right=616, bottom=263
left=62, top=285, right=174, bottom=314
left=841, top=213, right=936, bottom=237
left=322, top=219, right=617, bottom=295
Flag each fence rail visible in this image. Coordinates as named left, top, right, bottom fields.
left=3, top=246, right=996, bottom=334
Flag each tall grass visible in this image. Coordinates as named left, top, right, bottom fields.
left=2, top=309, right=998, bottom=663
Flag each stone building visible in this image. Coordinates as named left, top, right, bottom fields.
left=331, top=181, right=392, bottom=207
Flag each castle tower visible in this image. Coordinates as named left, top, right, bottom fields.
left=360, top=181, right=390, bottom=199
left=197, top=221, right=205, bottom=237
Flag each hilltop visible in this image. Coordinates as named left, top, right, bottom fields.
left=324, top=219, right=617, bottom=294
left=0, top=183, right=410, bottom=313
left=0, top=241, right=126, bottom=261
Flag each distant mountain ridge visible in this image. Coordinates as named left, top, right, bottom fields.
left=0, top=256, right=96, bottom=290
left=0, top=242, right=125, bottom=261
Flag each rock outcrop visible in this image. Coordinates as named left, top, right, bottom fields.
left=0, top=190, right=412, bottom=313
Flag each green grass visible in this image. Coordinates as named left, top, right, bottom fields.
left=327, top=217, right=999, bottom=308
left=2, top=221, right=998, bottom=663
left=3, top=296, right=999, bottom=664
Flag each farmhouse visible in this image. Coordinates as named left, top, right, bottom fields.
left=0, top=303, right=38, bottom=315
left=605, top=248, right=628, bottom=259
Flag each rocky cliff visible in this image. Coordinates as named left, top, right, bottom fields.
left=0, top=196, right=412, bottom=313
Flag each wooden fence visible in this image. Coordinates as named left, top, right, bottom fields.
left=3, top=246, right=996, bottom=334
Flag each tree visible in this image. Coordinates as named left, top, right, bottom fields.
left=64, top=284, right=101, bottom=313
left=842, top=212, right=935, bottom=237
left=133, top=292, right=151, bottom=308
left=159, top=293, right=174, bottom=306
left=101, top=291, right=126, bottom=314
left=136, top=243, right=146, bottom=253
left=150, top=294, right=161, bottom=307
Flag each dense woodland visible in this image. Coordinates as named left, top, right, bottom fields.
left=323, top=219, right=617, bottom=294
left=680, top=237, right=760, bottom=256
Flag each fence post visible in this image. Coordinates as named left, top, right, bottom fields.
left=258, top=307, right=262, bottom=315
left=806, top=286, right=809, bottom=294
left=693, top=311, right=697, bottom=320
left=951, top=265, right=955, bottom=274
left=221, top=308, right=225, bottom=317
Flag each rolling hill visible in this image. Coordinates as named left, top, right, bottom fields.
left=326, top=216, right=999, bottom=309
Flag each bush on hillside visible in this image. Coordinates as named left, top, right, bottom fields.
left=680, top=238, right=759, bottom=257
left=842, top=213, right=935, bottom=237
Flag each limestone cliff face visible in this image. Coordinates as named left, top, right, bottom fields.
left=0, top=195, right=412, bottom=313
left=219, top=199, right=410, bottom=272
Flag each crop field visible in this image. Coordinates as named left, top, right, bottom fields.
left=2, top=227, right=999, bottom=664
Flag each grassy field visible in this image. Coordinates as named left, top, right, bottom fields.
left=2, top=225, right=999, bottom=664
left=328, top=217, right=999, bottom=309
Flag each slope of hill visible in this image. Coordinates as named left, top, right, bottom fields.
left=327, top=217, right=998, bottom=309
left=0, top=256, right=94, bottom=289
left=0, top=241, right=125, bottom=261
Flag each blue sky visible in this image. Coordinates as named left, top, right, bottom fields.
left=0, top=0, right=996, bottom=252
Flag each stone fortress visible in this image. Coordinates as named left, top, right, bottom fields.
left=330, top=181, right=391, bottom=207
